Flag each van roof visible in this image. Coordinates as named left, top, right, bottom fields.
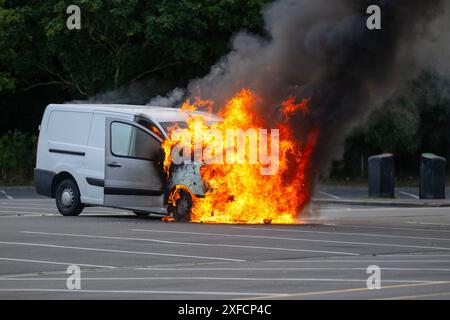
left=47, top=103, right=220, bottom=123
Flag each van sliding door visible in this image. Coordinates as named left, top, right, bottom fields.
left=104, top=118, right=165, bottom=212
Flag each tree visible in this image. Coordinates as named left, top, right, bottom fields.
left=364, top=95, right=420, bottom=156
left=330, top=71, right=450, bottom=180
left=0, top=0, right=268, bottom=133
left=0, top=1, right=22, bottom=93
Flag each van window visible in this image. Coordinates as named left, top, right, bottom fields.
left=135, top=116, right=164, bottom=140
left=47, top=111, right=92, bottom=145
left=111, top=122, right=160, bottom=161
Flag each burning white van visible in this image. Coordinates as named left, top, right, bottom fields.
left=34, top=104, right=220, bottom=221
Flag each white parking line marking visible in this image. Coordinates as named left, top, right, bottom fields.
left=318, top=207, right=449, bottom=212
left=0, top=199, right=52, bottom=201
left=82, top=213, right=131, bottom=216
left=0, top=288, right=274, bottom=296
left=317, top=208, right=353, bottom=212
left=399, top=191, right=419, bottom=199
left=0, top=277, right=430, bottom=283
left=231, top=226, right=450, bottom=242
left=264, top=259, right=450, bottom=263
left=0, top=211, right=54, bottom=215
left=0, top=210, right=128, bottom=216
left=378, top=291, right=450, bottom=300
left=0, top=203, right=55, bottom=208
left=406, top=221, right=450, bottom=226
left=0, top=257, right=116, bottom=269
left=0, top=198, right=51, bottom=204
left=0, top=191, right=13, bottom=200
left=0, top=241, right=244, bottom=262
left=131, top=267, right=450, bottom=272
left=243, top=280, right=450, bottom=300
left=132, top=228, right=450, bottom=252
left=0, top=215, right=55, bottom=218
left=21, top=231, right=358, bottom=256
left=318, top=191, right=340, bottom=199
left=326, top=224, right=450, bottom=234
left=392, top=254, right=450, bottom=257
left=0, top=204, right=128, bottom=213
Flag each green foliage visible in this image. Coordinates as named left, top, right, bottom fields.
left=1, top=1, right=449, bottom=182
left=0, top=72, right=15, bottom=92
left=145, top=0, right=266, bottom=65
left=364, top=96, right=420, bottom=156
left=0, top=3, right=22, bottom=93
left=0, top=0, right=268, bottom=97
left=0, top=130, right=36, bottom=184
left=0, top=0, right=268, bottom=183
left=331, top=71, right=450, bottom=179
left=414, top=72, right=450, bottom=158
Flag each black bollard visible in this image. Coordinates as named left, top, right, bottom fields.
left=419, top=153, right=446, bottom=199
left=368, top=153, right=395, bottom=198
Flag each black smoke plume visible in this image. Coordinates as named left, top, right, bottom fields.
left=181, top=0, right=448, bottom=189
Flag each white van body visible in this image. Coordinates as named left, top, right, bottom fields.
left=35, top=104, right=219, bottom=217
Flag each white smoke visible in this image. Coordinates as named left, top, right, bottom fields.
left=147, top=87, right=185, bottom=107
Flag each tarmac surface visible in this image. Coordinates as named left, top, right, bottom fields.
left=0, top=187, right=450, bottom=300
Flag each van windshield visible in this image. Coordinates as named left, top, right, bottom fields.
left=160, top=121, right=219, bottom=135
left=159, top=121, right=189, bottom=134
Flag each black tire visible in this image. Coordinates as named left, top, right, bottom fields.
left=55, top=178, right=84, bottom=216
left=173, top=189, right=193, bottom=222
left=133, top=211, right=150, bottom=217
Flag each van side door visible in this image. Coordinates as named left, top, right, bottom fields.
left=104, top=118, right=166, bottom=212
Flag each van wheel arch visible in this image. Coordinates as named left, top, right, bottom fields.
left=53, top=174, right=84, bottom=216
left=51, top=172, right=77, bottom=198
left=167, top=185, right=194, bottom=222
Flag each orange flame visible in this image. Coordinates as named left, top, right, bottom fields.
left=282, top=97, right=309, bottom=120
left=163, top=89, right=317, bottom=224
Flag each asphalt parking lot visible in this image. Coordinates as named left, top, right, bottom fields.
left=0, top=188, right=450, bottom=300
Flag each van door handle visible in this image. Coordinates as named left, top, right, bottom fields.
left=107, top=162, right=122, bottom=168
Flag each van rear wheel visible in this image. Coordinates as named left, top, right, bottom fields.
left=55, top=178, right=84, bottom=216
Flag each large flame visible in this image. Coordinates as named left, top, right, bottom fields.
left=163, top=89, right=317, bottom=224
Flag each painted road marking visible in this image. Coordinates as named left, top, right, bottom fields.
left=406, top=221, right=450, bottom=226
left=0, top=215, right=55, bottom=218
left=232, top=226, right=450, bottom=242
left=378, top=291, right=450, bottom=300
left=0, top=207, right=131, bottom=216
left=0, top=207, right=128, bottom=213
left=131, top=267, right=450, bottom=272
left=0, top=204, right=128, bottom=213
left=0, top=288, right=275, bottom=296
left=0, top=210, right=128, bottom=216
left=0, top=277, right=431, bottom=283
left=0, top=191, right=13, bottom=200
left=0, top=201, right=56, bottom=209
left=392, top=254, right=450, bottom=257
left=399, top=191, right=420, bottom=199
left=0, top=199, right=53, bottom=202
left=132, top=228, right=450, bottom=252
left=318, top=191, right=340, bottom=199
left=0, top=241, right=245, bottom=262
left=21, top=231, right=359, bottom=256
left=326, top=223, right=450, bottom=234
left=317, top=207, right=449, bottom=212
left=264, top=259, right=450, bottom=263
left=0, top=257, right=116, bottom=269
left=242, top=280, right=450, bottom=300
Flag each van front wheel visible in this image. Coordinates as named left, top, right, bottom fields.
left=55, top=178, right=84, bottom=216
left=173, top=189, right=193, bottom=222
